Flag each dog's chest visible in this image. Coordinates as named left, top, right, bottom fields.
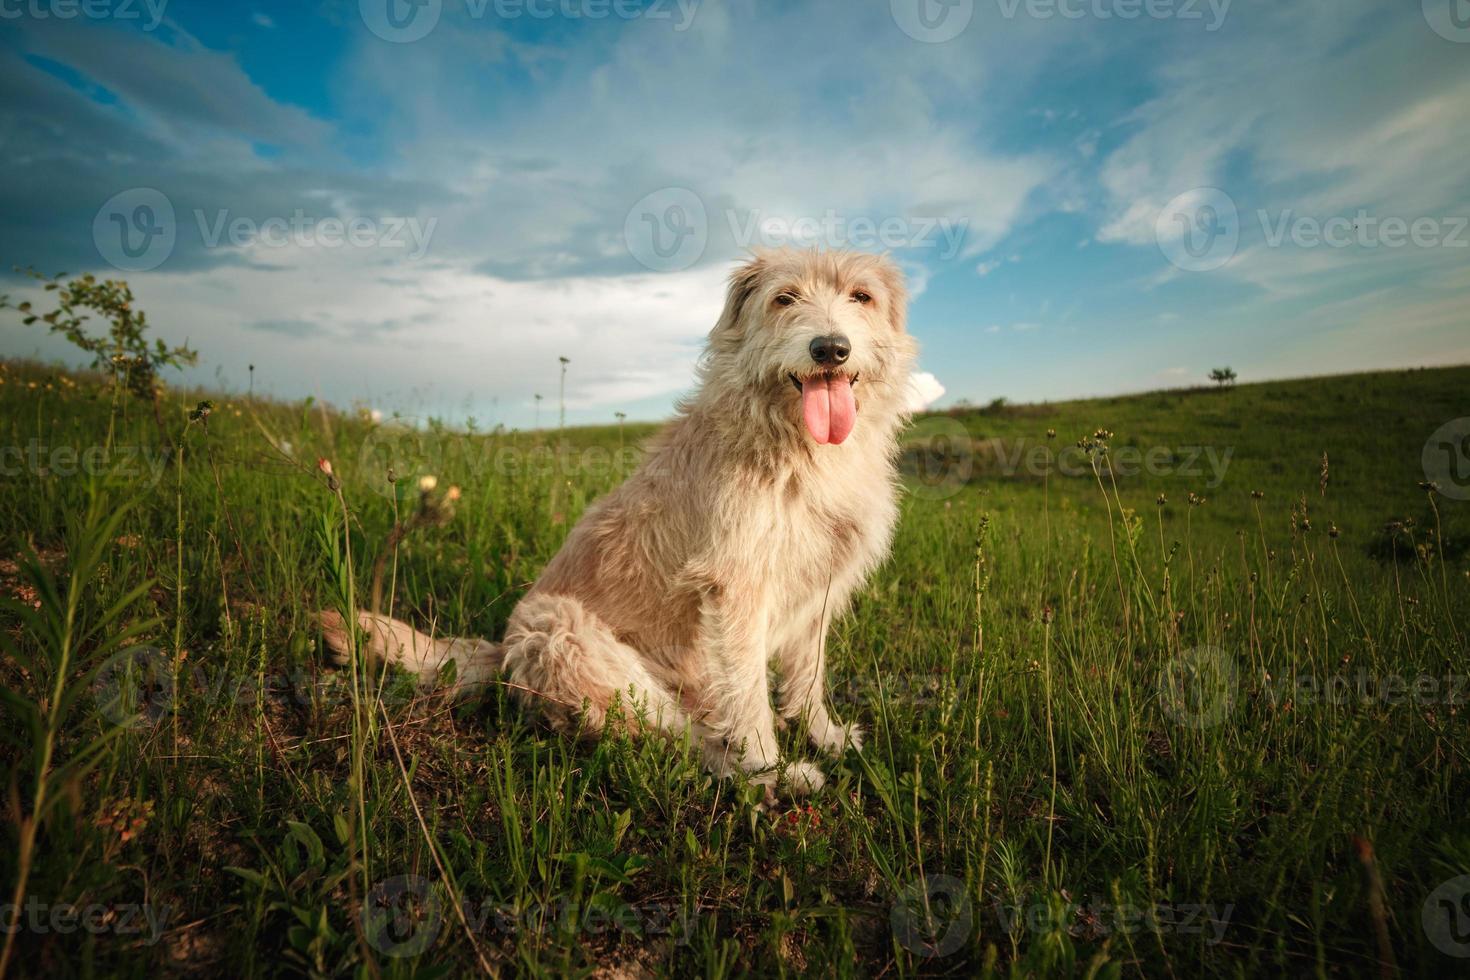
left=762, top=456, right=896, bottom=596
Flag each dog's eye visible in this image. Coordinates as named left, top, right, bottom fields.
left=774, top=293, right=797, bottom=307
left=850, top=290, right=872, bottom=305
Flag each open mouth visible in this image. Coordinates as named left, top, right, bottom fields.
left=787, top=371, right=859, bottom=392
left=788, top=370, right=860, bottom=445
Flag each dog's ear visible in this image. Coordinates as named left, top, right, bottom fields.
left=712, top=253, right=768, bottom=338
left=872, top=254, right=909, bottom=334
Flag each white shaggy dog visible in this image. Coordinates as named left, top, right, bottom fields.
left=324, top=248, right=916, bottom=796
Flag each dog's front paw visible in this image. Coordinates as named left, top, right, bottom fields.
left=750, top=760, right=826, bottom=798
left=811, top=719, right=865, bottom=757
left=782, top=761, right=826, bottom=796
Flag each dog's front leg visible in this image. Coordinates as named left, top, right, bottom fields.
left=696, top=590, right=824, bottom=797
left=775, top=617, right=864, bottom=757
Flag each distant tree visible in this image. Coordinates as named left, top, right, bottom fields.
left=1, top=270, right=197, bottom=433
left=1209, top=367, right=1238, bottom=388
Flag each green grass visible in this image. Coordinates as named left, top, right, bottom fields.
left=1, top=358, right=1467, bottom=978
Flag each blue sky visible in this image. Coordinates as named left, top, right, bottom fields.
left=2, top=0, right=1467, bottom=428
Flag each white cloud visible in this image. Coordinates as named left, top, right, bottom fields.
left=1095, top=2, right=1470, bottom=260
left=905, top=371, right=946, bottom=412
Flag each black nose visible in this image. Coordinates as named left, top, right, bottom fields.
left=809, top=334, right=851, bottom=366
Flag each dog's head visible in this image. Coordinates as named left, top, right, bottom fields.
left=701, top=248, right=917, bottom=446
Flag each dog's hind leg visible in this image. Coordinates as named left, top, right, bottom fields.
left=500, top=593, right=698, bottom=743
left=319, top=610, right=503, bottom=698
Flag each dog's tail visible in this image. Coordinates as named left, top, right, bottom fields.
left=318, top=610, right=504, bottom=699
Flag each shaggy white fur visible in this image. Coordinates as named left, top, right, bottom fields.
left=323, top=247, right=917, bottom=797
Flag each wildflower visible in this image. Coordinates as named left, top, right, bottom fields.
left=1250, top=490, right=1264, bottom=500
left=1328, top=523, right=1340, bottom=539
left=97, top=798, right=155, bottom=845
left=419, top=474, right=438, bottom=492
left=1156, top=493, right=1167, bottom=506
left=317, top=458, right=334, bottom=477
left=1046, top=428, right=1056, bottom=440
left=446, top=485, right=461, bottom=502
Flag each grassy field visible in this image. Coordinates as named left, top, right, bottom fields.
left=1, top=355, right=1467, bottom=978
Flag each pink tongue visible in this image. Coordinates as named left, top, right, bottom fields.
left=801, top=377, right=857, bottom=445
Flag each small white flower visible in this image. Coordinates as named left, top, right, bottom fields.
left=418, top=474, right=438, bottom=491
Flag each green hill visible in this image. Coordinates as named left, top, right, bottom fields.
left=1, top=357, right=1466, bottom=977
